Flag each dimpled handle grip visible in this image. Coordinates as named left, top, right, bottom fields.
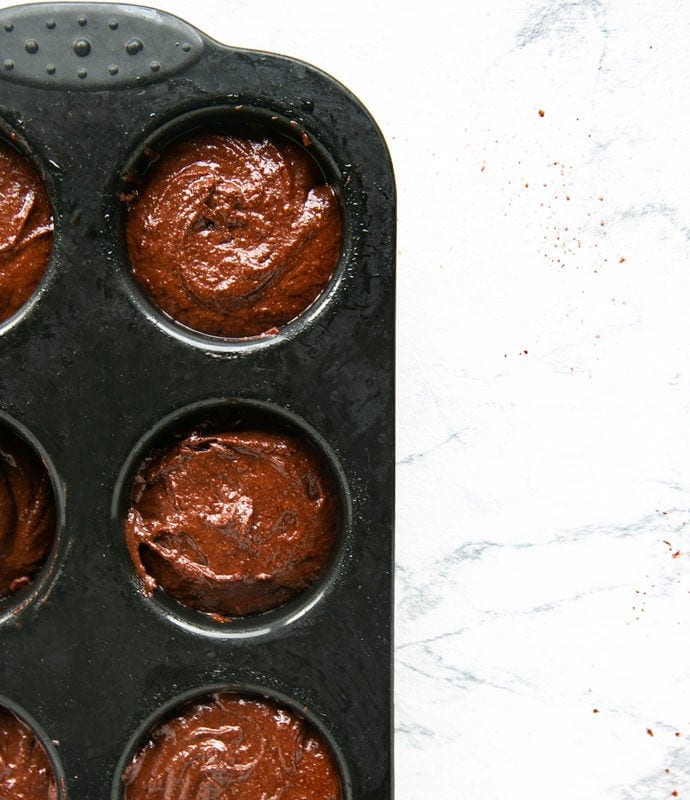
left=0, top=2, right=203, bottom=89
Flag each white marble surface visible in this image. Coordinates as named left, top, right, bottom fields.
left=3, top=0, right=690, bottom=797
left=392, top=3, right=690, bottom=799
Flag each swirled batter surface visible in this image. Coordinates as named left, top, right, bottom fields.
left=0, top=141, right=54, bottom=324
left=126, top=132, right=341, bottom=337
left=0, top=707, right=58, bottom=800
left=123, top=694, right=342, bottom=800
left=125, top=426, right=339, bottom=616
left=0, top=425, right=56, bottom=599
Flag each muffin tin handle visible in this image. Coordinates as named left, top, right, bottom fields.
left=0, top=2, right=203, bottom=89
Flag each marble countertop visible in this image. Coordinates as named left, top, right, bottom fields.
left=393, top=2, right=690, bottom=798
left=2, top=0, right=689, bottom=797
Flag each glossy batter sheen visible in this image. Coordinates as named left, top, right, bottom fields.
left=0, top=425, right=56, bottom=599
left=125, top=427, right=339, bottom=616
left=0, top=707, right=58, bottom=800
left=0, top=141, right=54, bottom=324
left=123, top=694, right=342, bottom=800
left=126, top=132, right=342, bottom=337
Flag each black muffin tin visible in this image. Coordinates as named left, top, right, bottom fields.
left=0, top=3, right=394, bottom=798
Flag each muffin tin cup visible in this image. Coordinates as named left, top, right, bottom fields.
left=110, top=682, right=354, bottom=800
left=0, top=114, right=60, bottom=335
left=0, top=409, right=67, bottom=627
left=112, top=103, right=350, bottom=353
left=0, top=3, right=394, bottom=798
left=111, top=397, right=353, bottom=640
left=0, top=693, right=68, bottom=799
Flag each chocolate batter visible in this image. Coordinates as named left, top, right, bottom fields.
left=0, top=141, right=54, bottom=324
left=0, top=707, right=58, bottom=800
left=125, top=131, right=341, bottom=338
left=123, top=693, right=342, bottom=800
left=125, top=425, right=339, bottom=616
left=0, top=425, right=57, bottom=599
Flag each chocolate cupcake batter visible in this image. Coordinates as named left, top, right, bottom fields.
left=125, top=426, right=339, bottom=616
left=0, top=141, right=54, bottom=324
left=0, top=707, right=58, bottom=800
left=125, top=132, right=341, bottom=337
left=0, top=425, right=57, bottom=599
left=123, top=693, right=342, bottom=800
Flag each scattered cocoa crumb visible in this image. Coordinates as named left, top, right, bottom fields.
left=481, top=165, right=486, bottom=172
left=538, top=109, right=545, bottom=117
left=301, top=131, right=311, bottom=147
left=593, top=709, right=599, bottom=714
left=619, top=257, right=626, bottom=263
left=647, top=728, right=654, bottom=737
left=9, top=575, right=30, bottom=592
left=675, top=732, right=682, bottom=737
left=672, top=792, right=678, bottom=797
left=672, top=551, right=681, bottom=559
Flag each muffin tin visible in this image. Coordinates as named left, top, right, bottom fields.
left=0, top=2, right=394, bottom=798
